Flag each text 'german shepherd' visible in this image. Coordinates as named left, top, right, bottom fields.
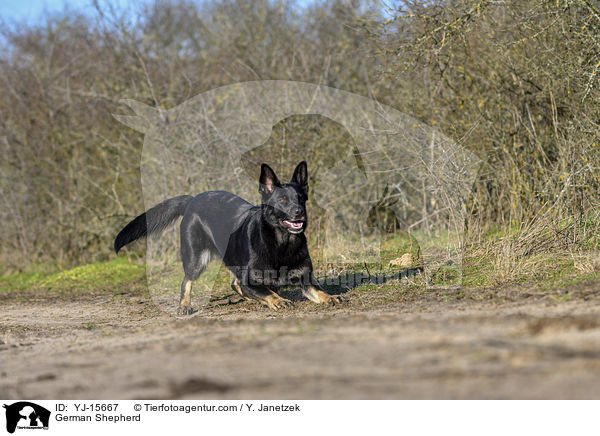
left=114, top=161, right=346, bottom=314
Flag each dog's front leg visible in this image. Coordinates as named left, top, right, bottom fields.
left=240, top=285, right=293, bottom=310
left=301, top=281, right=348, bottom=306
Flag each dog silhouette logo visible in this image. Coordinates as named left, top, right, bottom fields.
left=3, top=402, right=50, bottom=433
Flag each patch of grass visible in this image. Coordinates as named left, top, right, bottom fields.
left=462, top=247, right=600, bottom=290
left=0, top=269, right=51, bottom=294
left=2, top=225, right=598, bottom=307
left=0, top=256, right=146, bottom=294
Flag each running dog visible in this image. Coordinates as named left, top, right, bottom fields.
left=114, top=161, right=345, bottom=314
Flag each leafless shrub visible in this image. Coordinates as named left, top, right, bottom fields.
left=0, top=0, right=598, bottom=279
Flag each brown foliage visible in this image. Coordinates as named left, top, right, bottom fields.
left=0, top=0, right=598, bottom=268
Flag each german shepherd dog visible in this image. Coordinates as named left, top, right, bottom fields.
left=114, top=161, right=346, bottom=314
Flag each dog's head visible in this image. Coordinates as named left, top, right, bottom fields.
left=259, top=161, right=309, bottom=234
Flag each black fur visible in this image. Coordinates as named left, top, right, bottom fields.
left=114, top=161, right=343, bottom=314
left=114, top=195, right=193, bottom=253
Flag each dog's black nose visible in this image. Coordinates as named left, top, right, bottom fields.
left=294, top=208, right=304, bottom=219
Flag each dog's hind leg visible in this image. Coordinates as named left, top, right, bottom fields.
left=231, top=278, right=244, bottom=297
left=178, top=277, right=193, bottom=315
left=178, top=216, right=213, bottom=315
left=177, top=248, right=211, bottom=315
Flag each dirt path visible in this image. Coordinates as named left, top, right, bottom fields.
left=2, top=282, right=600, bottom=399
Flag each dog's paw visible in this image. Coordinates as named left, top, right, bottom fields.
left=312, top=288, right=348, bottom=306
left=271, top=298, right=294, bottom=310
left=264, top=295, right=294, bottom=310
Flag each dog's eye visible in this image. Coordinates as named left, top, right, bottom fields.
left=280, top=198, right=287, bottom=203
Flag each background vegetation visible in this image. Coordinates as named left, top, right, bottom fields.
left=1, top=0, right=599, bottom=287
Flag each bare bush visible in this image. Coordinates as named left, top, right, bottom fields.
left=0, top=0, right=598, bottom=277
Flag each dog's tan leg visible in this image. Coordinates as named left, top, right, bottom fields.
left=239, top=285, right=293, bottom=310
left=178, top=277, right=193, bottom=315
left=231, top=278, right=244, bottom=297
left=302, top=285, right=347, bottom=305
left=261, top=292, right=294, bottom=310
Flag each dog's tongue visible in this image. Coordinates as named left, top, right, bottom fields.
left=283, top=220, right=303, bottom=230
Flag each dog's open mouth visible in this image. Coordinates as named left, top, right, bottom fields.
left=281, top=220, right=305, bottom=233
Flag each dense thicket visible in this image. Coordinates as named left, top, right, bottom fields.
left=0, top=0, right=598, bottom=269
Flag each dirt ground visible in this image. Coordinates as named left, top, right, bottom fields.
left=2, top=280, right=600, bottom=399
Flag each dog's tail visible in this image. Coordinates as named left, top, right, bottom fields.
left=114, top=195, right=193, bottom=253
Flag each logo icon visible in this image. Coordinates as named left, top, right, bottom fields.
left=3, top=402, right=50, bottom=434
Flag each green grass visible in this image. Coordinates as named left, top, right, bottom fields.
left=461, top=249, right=600, bottom=289
left=0, top=256, right=146, bottom=294
left=1, top=227, right=599, bottom=304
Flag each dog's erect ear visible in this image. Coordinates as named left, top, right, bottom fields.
left=259, top=163, right=281, bottom=195
left=291, top=161, right=308, bottom=187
